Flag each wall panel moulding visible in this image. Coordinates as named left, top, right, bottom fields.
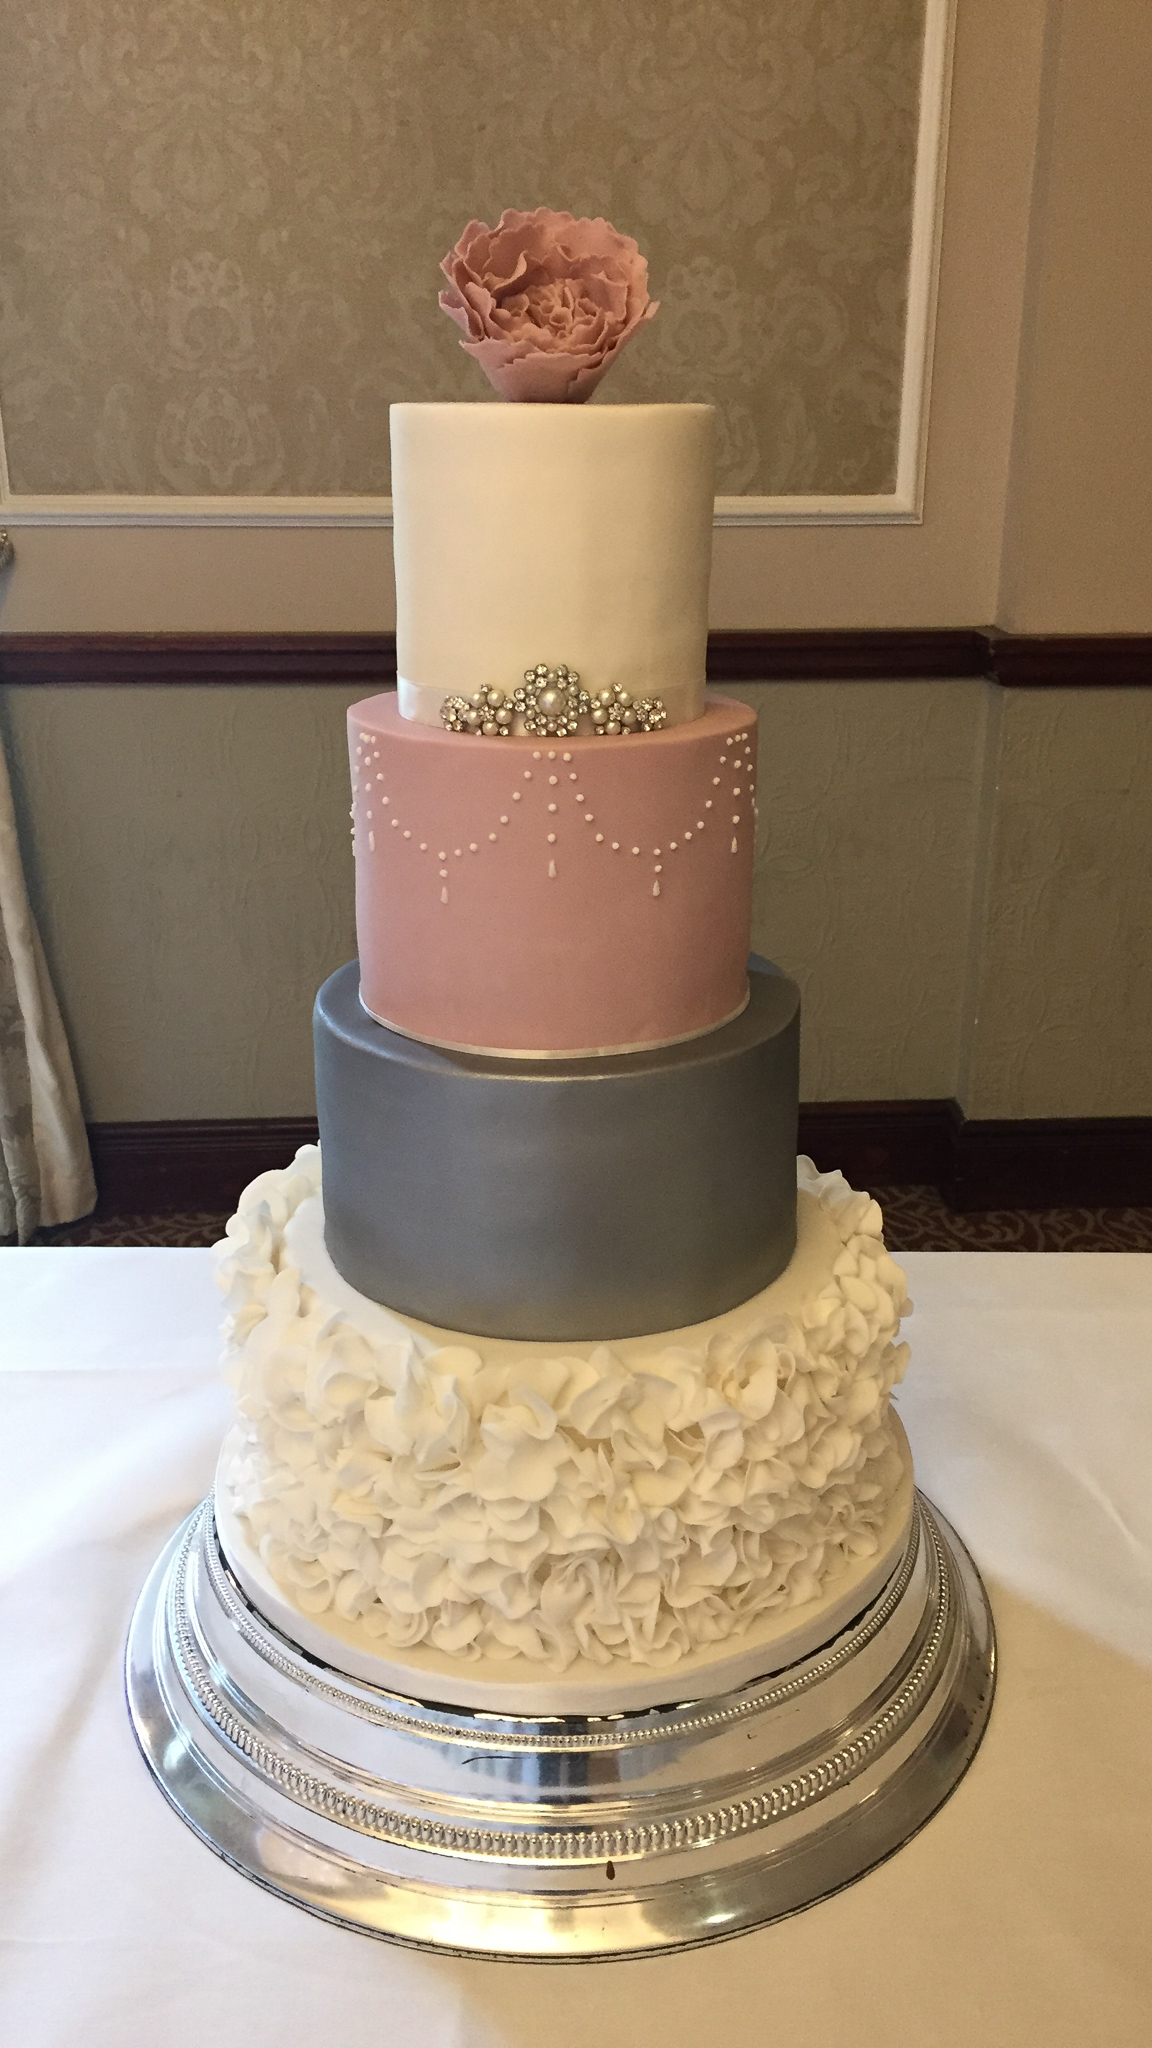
left=3, top=631, right=1152, bottom=689
left=0, top=2, right=954, bottom=527
left=85, top=1106, right=1152, bottom=1220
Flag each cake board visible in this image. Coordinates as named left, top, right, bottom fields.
left=125, top=1478, right=995, bottom=1960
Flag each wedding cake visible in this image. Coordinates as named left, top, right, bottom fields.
left=215, top=211, right=913, bottom=1712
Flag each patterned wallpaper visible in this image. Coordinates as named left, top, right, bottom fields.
left=0, top=0, right=926, bottom=498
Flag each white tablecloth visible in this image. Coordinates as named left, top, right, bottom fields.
left=2, top=1247, right=1151, bottom=2046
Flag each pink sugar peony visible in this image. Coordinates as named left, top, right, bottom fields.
left=438, top=208, right=658, bottom=403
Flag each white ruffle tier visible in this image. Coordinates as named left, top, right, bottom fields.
left=215, top=1153, right=913, bottom=1707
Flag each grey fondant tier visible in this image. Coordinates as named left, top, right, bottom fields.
left=315, top=956, right=799, bottom=1342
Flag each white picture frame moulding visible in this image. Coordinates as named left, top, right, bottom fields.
left=0, top=0, right=954, bottom=536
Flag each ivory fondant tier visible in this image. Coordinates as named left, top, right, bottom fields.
left=391, top=402, right=714, bottom=728
left=350, top=693, right=758, bottom=1055
left=215, top=1152, right=912, bottom=1710
left=315, top=956, right=799, bottom=1340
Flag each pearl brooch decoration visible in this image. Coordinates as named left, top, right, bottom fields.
left=440, top=682, right=515, bottom=736
left=589, top=681, right=667, bottom=735
left=513, top=663, right=590, bottom=738
left=440, top=663, right=668, bottom=738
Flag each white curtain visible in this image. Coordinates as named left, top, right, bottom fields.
left=0, top=733, right=95, bottom=1239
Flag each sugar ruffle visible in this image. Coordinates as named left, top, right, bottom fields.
left=217, top=1151, right=910, bottom=1672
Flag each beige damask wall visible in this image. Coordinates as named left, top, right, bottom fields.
left=0, top=0, right=1047, bottom=634
left=997, top=0, right=1152, bottom=632
left=0, top=0, right=925, bottom=500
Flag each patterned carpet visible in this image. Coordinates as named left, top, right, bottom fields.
left=22, top=1187, right=1152, bottom=1252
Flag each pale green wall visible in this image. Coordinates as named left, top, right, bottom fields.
left=1, top=684, right=360, bottom=1120
left=960, top=690, right=1152, bottom=1118
left=729, top=680, right=990, bottom=1103
left=4, top=677, right=1148, bottom=1123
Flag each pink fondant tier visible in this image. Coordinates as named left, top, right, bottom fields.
left=350, top=693, right=758, bottom=1056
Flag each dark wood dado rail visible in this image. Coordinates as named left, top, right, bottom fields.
left=86, top=1104, right=1152, bottom=1216
left=2, top=630, right=1152, bottom=688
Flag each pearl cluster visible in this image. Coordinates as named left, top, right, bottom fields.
left=513, top=663, right=589, bottom=737
left=588, top=680, right=668, bottom=736
left=440, top=681, right=515, bottom=737
left=439, top=663, right=668, bottom=740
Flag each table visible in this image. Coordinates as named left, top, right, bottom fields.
left=3, top=1245, right=1151, bottom=2046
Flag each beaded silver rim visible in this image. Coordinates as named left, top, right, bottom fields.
left=202, top=1500, right=922, bottom=1750
left=126, top=1489, right=994, bottom=1955
left=176, top=1510, right=942, bottom=1862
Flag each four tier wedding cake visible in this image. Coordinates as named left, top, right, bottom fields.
left=214, top=211, right=913, bottom=1709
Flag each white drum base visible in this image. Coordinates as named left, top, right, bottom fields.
left=126, top=1492, right=995, bottom=1959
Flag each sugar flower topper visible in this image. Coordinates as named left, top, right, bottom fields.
left=438, top=208, right=658, bottom=403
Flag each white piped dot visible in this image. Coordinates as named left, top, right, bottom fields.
left=489, top=832, right=497, bottom=842
left=548, top=859, right=557, bottom=878
left=569, top=772, right=578, bottom=781
left=455, top=848, right=462, bottom=857
left=547, top=750, right=556, bottom=760
left=441, top=885, right=448, bottom=903
left=654, top=863, right=663, bottom=874
left=420, top=842, right=427, bottom=851
left=547, top=832, right=556, bottom=844
left=611, top=841, right=620, bottom=851
left=562, top=752, right=572, bottom=761
left=632, top=846, right=640, bottom=855
left=595, top=832, right=604, bottom=843
left=469, top=842, right=478, bottom=852
left=533, top=751, right=542, bottom=760
left=549, top=774, right=558, bottom=785
left=523, top=771, right=532, bottom=780
left=652, top=880, right=661, bottom=897
left=368, top=831, right=375, bottom=851
left=512, top=792, right=522, bottom=802
left=584, top=812, right=594, bottom=822
left=669, top=841, right=677, bottom=850
left=391, top=816, right=399, bottom=827
left=438, top=850, right=446, bottom=859
left=439, top=868, right=448, bottom=878
left=731, top=837, right=738, bottom=853
left=684, top=830, right=693, bottom=840
left=403, top=830, right=411, bottom=839
left=732, top=814, right=740, bottom=823
left=500, top=815, right=509, bottom=824
left=712, top=777, right=721, bottom=785
left=548, top=802, right=557, bottom=813
left=705, top=800, right=713, bottom=809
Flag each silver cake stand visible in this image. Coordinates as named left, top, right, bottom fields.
left=126, top=1494, right=994, bottom=1959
